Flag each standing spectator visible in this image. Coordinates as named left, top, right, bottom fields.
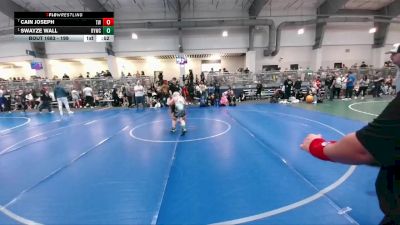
left=360, top=61, right=368, bottom=68
left=0, top=86, right=5, bottom=112
left=333, top=74, right=342, bottom=99
left=293, top=77, right=302, bottom=100
left=38, top=88, right=53, bottom=113
left=256, top=81, right=263, bottom=100
left=324, top=74, right=334, bottom=100
left=125, top=82, right=134, bottom=107
left=355, top=75, right=369, bottom=100
left=160, top=81, right=170, bottom=107
left=54, top=81, right=73, bottom=116
left=169, top=77, right=180, bottom=94
left=134, top=80, right=145, bottom=109
left=344, top=71, right=356, bottom=100
left=283, top=75, right=294, bottom=100
left=200, top=72, right=205, bottom=83
left=71, top=88, right=81, bottom=108
left=82, top=84, right=94, bottom=108
left=373, top=73, right=385, bottom=98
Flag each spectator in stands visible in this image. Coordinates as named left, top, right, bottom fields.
left=198, top=81, right=207, bottom=99
left=226, top=87, right=237, bottom=106
left=283, top=75, right=294, bottom=100
left=86, top=72, right=90, bottom=78
left=200, top=72, right=205, bottom=83
left=17, top=90, right=28, bottom=112
left=112, top=87, right=120, bottom=107
left=360, top=61, right=368, bottom=68
left=62, top=73, right=70, bottom=80
left=373, top=73, right=385, bottom=98
left=181, top=84, right=190, bottom=104
left=355, top=75, right=369, bottom=100
left=105, top=70, right=112, bottom=78
left=324, top=74, right=334, bottom=100
left=169, top=77, right=180, bottom=94
left=134, top=80, right=145, bottom=109
left=38, top=87, right=53, bottom=113
left=384, top=76, right=393, bottom=95
left=188, top=70, right=194, bottom=84
left=160, top=81, right=170, bottom=107
left=214, top=81, right=220, bottom=98
left=54, top=81, right=73, bottom=116
left=293, top=77, right=302, bottom=100
left=0, top=86, right=5, bottom=112
left=82, top=84, right=94, bottom=108
left=25, top=89, right=34, bottom=109
left=220, top=92, right=229, bottom=106
left=313, top=76, right=322, bottom=95
left=124, top=82, right=133, bottom=107
left=344, top=71, right=356, bottom=100
left=157, top=72, right=164, bottom=85
left=256, top=81, right=263, bottom=100
left=71, top=88, right=81, bottom=108
left=333, top=73, right=342, bottom=99
left=210, top=68, right=215, bottom=74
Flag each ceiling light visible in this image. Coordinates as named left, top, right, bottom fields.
left=131, top=33, right=138, bottom=39
left=297, top=28, right=304, bottom=35
left=222, top=30, right=228, bottom=37
left=369, top=27, right=377, bottom=34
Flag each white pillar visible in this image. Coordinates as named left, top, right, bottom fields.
left=311, top=48, right=323, bottom=71
left=107, top=55, right=119, bottom=78
left=179, top=64, right=185, bottom=86
left=371, top=47, right=387, bottom=68
left=245, top=50, right=256, bottom=73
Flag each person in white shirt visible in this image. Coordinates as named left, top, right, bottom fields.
left=134, top=80, right=145, bottom=109
left=71, top=88, right=81, bottom=108
left=82, top=84, right=94, bottom=108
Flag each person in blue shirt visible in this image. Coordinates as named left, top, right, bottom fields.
left=344, top=71, right=356, bottom=100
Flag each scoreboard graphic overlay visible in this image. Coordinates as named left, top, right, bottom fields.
left=14, top=12, right=114, bottom=42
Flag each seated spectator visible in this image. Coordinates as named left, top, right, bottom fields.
left=226, top=88, right=236, bottom=106
left=220, top=92, right=229, bottom=106
left=62, top=73, right=70, bottom=80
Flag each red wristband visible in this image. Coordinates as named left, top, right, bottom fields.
left=309, top=138, right=336, bottom=161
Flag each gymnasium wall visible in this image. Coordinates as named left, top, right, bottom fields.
left=0, top=15, right=399, bottom=80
